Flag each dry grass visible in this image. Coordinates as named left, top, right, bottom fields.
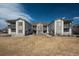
left=0, top=35, right=79, bottom=56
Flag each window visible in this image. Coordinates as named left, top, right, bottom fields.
left=11, top=28, right=16, bottom=32
left=18, top=30, right=23, bottom=33
left=64, top=28, right=69, bottom=32
left=18, top=22, right=23, bottom=26
left=38, top=26, right=43, bottom=30
left=56, top=21, right=62, bottom=27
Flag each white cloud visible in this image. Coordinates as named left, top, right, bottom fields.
left=0, top=3, right=33, bottom=29
left=0, top=20, right=7, bottom=29
left=73, top=17, right=79, bottom=20
left=72, top=17, right=79, bottom=25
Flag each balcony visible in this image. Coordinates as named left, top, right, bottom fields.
left=64, top=24, right=70, bottom=28
left=11, top=25, right=16, bottom=29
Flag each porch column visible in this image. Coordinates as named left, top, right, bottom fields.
left=54, top=21, right=56, bottom=36
left=61, top=20, right=64, bottom=35
left=8, top=23, right=11, bottom=35
left=36, top=25, right=38, bottom=34
left=47, top=26, right=49, bottom=34
left=16, top=21, right=18, bottom=35
left=41, top=25, right=43, bottom=34
left=8, top=28, right=11, bottom=35
left=69, top=23, right=72, bottom=36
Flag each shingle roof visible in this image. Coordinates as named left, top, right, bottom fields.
left=6, top=17, right=31, bottom=25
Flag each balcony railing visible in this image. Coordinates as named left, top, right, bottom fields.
left=11, top=25, right=16, bottom=29
left=64, top=24, right=70, bottom=28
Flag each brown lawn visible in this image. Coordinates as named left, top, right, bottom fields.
left=0, top=35, right=79, bottom=56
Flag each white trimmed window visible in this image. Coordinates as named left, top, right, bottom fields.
left=18, top=22, right=23, bottom=26
left=18, top=30, right=23, bottom=33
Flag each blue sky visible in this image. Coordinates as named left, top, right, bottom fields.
left=0, top=3, right=79, bottom=29
left=21, top=3, right=79, bottom=23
